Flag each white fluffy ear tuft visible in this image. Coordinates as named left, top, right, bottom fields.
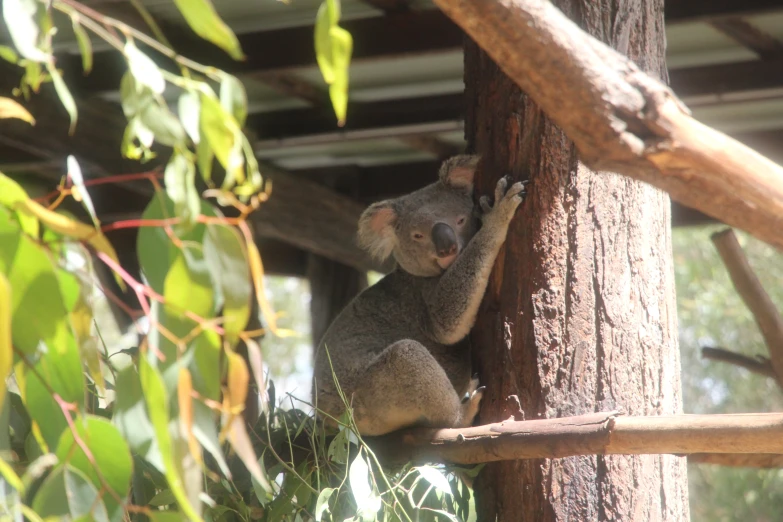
left=358, top=201, right=398, bottom=261
left=439, top=155, right=480, bottom=192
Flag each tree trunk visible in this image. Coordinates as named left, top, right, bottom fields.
left=464, top=0, right=690, bottom=520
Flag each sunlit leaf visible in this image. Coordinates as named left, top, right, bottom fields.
left=139, top=101, right=186, bottom=147
left=245, top=233, right=293, bottom=337
left=178, top=91, right=201, bottom=144
left=199, top=93, right=243, bottom=183
left=140, top=356, right=204, bottom=522
left=203, top=219, right=251, bottom=345
left=0, top=174, right=121, bottom=272
left=177, top=368, right=202, bottom=466
left=164, top=246, right=215, bottom=319
left=2, top=0, right=50, bottom=62
left=314, top=0, right=352, bottom=125
left=46, top=62, right=77, bottom=135
left=164, top=152, right=200, bottom=228
left=315, top=487, right=337, bottom=522
left=225, top=347, right=248, bottom=415
left=0, top=455, right=23, bottom=493
left=195, top=136, right=214, bottom=183
left=71, top=15, right=93, bottom=74
left=55, top=416, right=133, bottom=522
left=67, top=155, right=98, bottom=226
left=0, top=273, right=10, bottom=409
left=173, top=0, right=244, bottom=60
left=191, top=400, right=230, bottom=477
left=125, top=40, right=165, bottom=95
left=416, top=466, right=452, bottom=496
left=0, top=96, right=34, bottom=124
left=219, top=73, right=247, bottom=127
left=349, top=451, right=381, bottom=521
left=244, top=338, right=266, bottom=413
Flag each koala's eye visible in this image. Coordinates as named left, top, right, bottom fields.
left=413, top=232, right=425, bottom=240
left=457, top=217, right=466, bottom=226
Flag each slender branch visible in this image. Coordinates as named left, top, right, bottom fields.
left=701, top=347, right=778, bottom=380
left=711, top=229, right=783, bottom=386
left=367, top=411, right=783, bottom=465
left=431, top=0, right=783, bottom=250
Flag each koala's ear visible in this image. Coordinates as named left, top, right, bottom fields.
left=438, top=154, right=480, bottom=193
left=358, top=201, right=398, bottom=261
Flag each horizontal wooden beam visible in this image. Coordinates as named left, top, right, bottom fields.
left=67, top=1, right=783, bottom=98
left=664, top=0, right=783, bottom=24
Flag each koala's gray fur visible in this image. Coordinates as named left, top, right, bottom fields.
left=312, top=155, right=526, bottom=436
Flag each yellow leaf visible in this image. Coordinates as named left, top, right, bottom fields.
left=0, top=96, right=34, bottom=124
left=177, top=368, right=202, bottom=465
left=225, top=347, right=248, bottom=415
left=245, top=236, right=295, bottom=338
left=0, top=273, right=11, bottom=409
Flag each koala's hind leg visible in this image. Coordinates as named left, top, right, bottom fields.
left=351, top=340, right=482, bottom=436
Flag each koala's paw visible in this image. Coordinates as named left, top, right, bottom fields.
left=458, top=376, right=485, bottom=427
left=479, top=177, right=528, bottom=227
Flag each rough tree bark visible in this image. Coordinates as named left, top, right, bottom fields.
left=465, top=0, right=689, bottom=520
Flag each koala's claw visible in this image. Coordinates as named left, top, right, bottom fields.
left=459, top=378, right=484, bottom=427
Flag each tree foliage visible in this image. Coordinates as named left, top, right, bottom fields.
left=0, top=1, right=471, bottom=522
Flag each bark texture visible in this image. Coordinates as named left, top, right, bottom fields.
left=464, top=0, right=689, bottom=520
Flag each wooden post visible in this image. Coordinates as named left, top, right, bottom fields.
left=464, top=0, right=690, bottom=519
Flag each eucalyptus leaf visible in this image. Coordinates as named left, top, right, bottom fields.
left=125, top=41, right=165, bottom=95
left=219, top=74, right=247, bottom=127
left=178, top=91, right=201, bottom=144
left=46, top=62, right=77, bottom=135
left=71, top=15, right=93, bottom=74
left=415, top=466, right=452, bottom=496
left=172, top=0, right=244, bottom=60
left=32, top=466, right=110, bottom=522
left=2, top=0, right=49, bottom=62
left=163, top=152, right=200, bottom=228
left=315, top=487, right=337, bottom=522
left=55, top=416, right=133, bottom=522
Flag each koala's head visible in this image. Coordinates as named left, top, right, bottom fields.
left=358, top=155, right=480, bottom=277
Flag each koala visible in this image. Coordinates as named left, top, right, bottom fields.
left=312, top=155, right=527, bottom=436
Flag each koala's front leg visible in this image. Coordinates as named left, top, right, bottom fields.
left=424, top=177, right=527, bottom=345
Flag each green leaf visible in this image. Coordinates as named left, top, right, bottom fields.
left=178, top=91, right=201, bottom=144
left=150, top=489, right=177, bottom=507
left=139, top=101, right=186, bottom=148
left=113, top=366, right=165, bottom=473
left=191, top=401, right=230, bottom=477
left=0, top=274, right=10, bottom=410
left=164, top=245, right=215, bottom=319
left=195, top=134, right=214, bottom=183
left=219, top=74, right=247, bottom=127
left=203, top=218, right=251, bottom=345
left=137, top=192, right=214, bottom=295
left=0, top=207, right=71, bottom=356
left=416, top=466, right=452, bottom=496
left=0, top=96, right=35, bottom=124
left=199, top=93, right=243, bottom=183
left=140, top=356, right=204, bottom=522
left=71, top=15, right=93, bottom=74
left=315, top=0, right=352, bottom=125
left=315, top=487, right=337, bottom=522
left=2, top=0, right=49, bottom=62
left=32, top=465, right=110, bottom=522
left=46, top=62, right=78, bottom=135
left=0, top=45, right=19, bottom=64
left=164, top=152, right=200, bottom=228
left=56, top=416, right=133, bottom=522
left=125, top=40, right=165, bottom=94
left=172, top=0, right=244, bottom=60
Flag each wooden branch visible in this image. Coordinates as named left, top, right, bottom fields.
left=701, top=347, right=778, bottom=380
left=711, top=229, right=783, bottom=384
left=709, top=18, right=783, bottom=60
left=374, top=412, right=783, bottom=465
left=431, top=0, right=783, bottom=250
left=689, top=452, right=783, bottom=469
left=250, top=165, right=394, bottom=274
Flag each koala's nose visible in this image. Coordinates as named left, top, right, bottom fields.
left=432, top=222, right=458, bottom=258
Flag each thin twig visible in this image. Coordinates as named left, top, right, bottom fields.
left=711, top=229, right=783, bottom=387
left=701, top=347, right=778, bottom=380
